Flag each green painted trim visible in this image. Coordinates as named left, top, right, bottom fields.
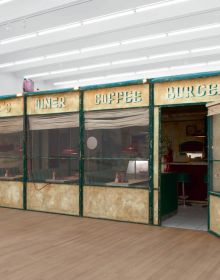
left=149, top=82, right=154, bottom=225
left=207, top=116, right=212, bottom=232
left=209, top=229, right=220, bottom=238
left=158, top=102, right=207, bottom=108
left=210, top=192, right=220, bottom=197
left=79, top=90, right=84, bottom=217
left=0, top=94, right=18, bottom=100
left=158, top=107, right=162, bottom=226
left=150, top=70, right=220, bottom=84
left=80, top=79, right=147, bottom=91
left=25, top=88, right=77, bottom=96
left=23, top=95, right=27, bottom=210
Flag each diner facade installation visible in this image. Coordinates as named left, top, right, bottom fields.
left=0, top=73, right=220, bottom=236
left=26, top=90, right=80, bottom=215
left=0, top=95, right=24, bottom=209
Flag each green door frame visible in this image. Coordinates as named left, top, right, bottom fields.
left=207, top=115, right=220, bottom=237
left=157, top=102, right=208, bottom=228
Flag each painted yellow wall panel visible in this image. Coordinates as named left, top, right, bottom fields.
left=210, top=195, right=220, bottom=235
left=155, top=76, right=220, bottom=105
left=0, top=97, right=23, bottom=117
left=27, top=92, right=79, bottom=115
left=84, top=84, right=149, bottom=111
left=27, top=183, right=79, bottom=215
left=0, top=181, right=23, bottom=208
left=84, top=186, right=149, bottom=224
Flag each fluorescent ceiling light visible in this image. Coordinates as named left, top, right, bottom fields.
left=81, top=42, right=120, bottom=53
left=169, top=23, right=220, bottom=36
left=0, top=0, right=13, bottom=5
left=38, top=22, right=81, bottom=36
left=80, top=63, right=111, bottom=70
left=54, top=61, right=220, bottom=87
left=0, top=62, right=14, bottom=68
left=79, top=76, right=105, bottom=82
left=107, top=72, right=135, bottom=79
left=208, top=60, right=220, bottom=65
left=137, top=67, right=169, bottom=74
left=170, top=63, right=206, bottom=70
left=45, top=50, right=80, bottom=59
left=1, top=33, right=37, bottom=45
left=191, top=45, right=220, bottom=53
left=112, top=57, right=147, bottom=65
left=83, top=10, right=135, bottom=25
left=122, top=33, right=167, bottom=45
left=149, top=50, right=189, bottom=59
left=25, top=72, right=50, bottom=78
left=50, top=68, right=78, bottom=75
left=136, top=0, right=190, bottom=12
left=54, top=80, right=78, bottom=86
left=15, top=57, right=44, bottom=65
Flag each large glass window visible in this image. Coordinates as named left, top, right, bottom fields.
left=27, top=113, right=79, bottom=184
left=211, top=114, right=220, bottom=192
left=0, top=116, right=23, bottom=181
left=84, top=108, right=149, bottom=188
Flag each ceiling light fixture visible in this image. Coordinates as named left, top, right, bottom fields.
left=122, top=33, right=167, bottom=45
left=79, top=63, right=111, bottom=70
left=169, top=23, right=220, bottom=36
left=38, top=22, right=81, bottom=36
left=149, top=50, right=189, bottom=59
left=112, top=57, right=147, bottom=65
left=136, top=0, right=191, bottom=13
left=54, top=80, right=78, bottom=86
left=0, top=62, right=14, bottom=68
left=45, top=50, right=80, bottom=59
left=191, top=45, right=220, bottom=53
left=81, top=42, right=120, bottom=53
left=83, top=10, right=135, bottom=25
left=15, top=57, right=44, bottom=65
left=79, top=76, right=105, bottom=82
left=53, top=61, right=220, bottom=87
left=1, top=33, right=37, bottom=45
left=50, top=68, right=78, bottom=75
left=170, top=63, right=206, bottom=70
left=0, top=0, right=192, bottom=45
left=25, top=72, right=50, bottom=78
left=0, top=0, right=13, bottom=5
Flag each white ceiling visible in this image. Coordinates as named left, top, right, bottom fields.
left=1, top=0, right=220, bottom=89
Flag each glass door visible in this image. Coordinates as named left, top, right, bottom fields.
left=208, top=111, right=220, bottom=237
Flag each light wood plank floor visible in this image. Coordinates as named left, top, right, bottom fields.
left=0, top=208, right=220, bottom=280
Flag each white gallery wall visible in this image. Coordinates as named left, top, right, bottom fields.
left=0, top=73, right=49, bottom=95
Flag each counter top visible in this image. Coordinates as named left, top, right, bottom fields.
left=169, top=162, right=207, bottom=166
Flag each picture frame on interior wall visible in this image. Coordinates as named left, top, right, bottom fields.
left=186, top=125, right=197, bottom=136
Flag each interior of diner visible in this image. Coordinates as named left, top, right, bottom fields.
left=160, top=105, right=208, bottom=231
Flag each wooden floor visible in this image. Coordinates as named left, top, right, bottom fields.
left=0, top=209, right=220, bottom=280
